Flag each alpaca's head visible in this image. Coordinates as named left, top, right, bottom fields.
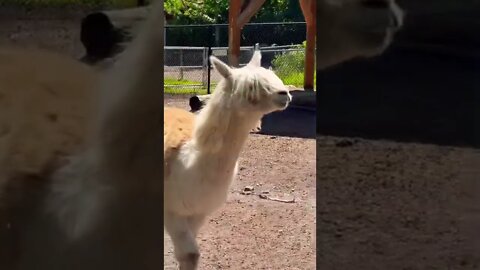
left=317, top=0, right=404, bottom=69
left=209, top=50, right=292, bottom=116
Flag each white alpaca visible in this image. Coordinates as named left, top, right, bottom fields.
left=0, top=0, right=165, bottom=269
left=164, top=50, right=292, bottom=269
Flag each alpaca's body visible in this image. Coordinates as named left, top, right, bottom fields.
left=0, top=46, right=98, bottom=180
left=164, top=49, right=292, bottom=269
left=165, top=143, right=238, bottom=216
left=164, top=109, right=254, bottom=216
left=163, top=107, right=235, bottom=216
left=164, top=107, right=194, bottom=177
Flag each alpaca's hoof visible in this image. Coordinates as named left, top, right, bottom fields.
left=178, top=252, right=199, bottom=270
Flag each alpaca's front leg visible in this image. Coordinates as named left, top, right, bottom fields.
left=187, top=214, right=207, bottom=236
left=165, top=213, right=200, bottom=270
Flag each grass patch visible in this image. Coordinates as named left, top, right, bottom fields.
left=164, top=78, right=208, bottom=95
left=164, top=74, right=315, bottom=95
left=279, top=72, right=317, bottom=90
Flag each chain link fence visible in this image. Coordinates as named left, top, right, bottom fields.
left=164, top=44, right=308, bottom=95
left=165, top=22, right=310, bottom=95
left=165, top=22, right=306, bottom=48
left=164, top=46, right=209, bottom=95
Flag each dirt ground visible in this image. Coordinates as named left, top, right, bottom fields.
left=317, top=136, right=480, bottom=270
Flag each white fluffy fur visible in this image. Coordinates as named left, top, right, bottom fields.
left=164, top=50, right=292, bottom=269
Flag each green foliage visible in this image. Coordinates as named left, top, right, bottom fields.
left=272, top=41, right=315, bottom=88
left=165, top=0, right=228, bottom=24
left=164, top=78, right=208, bottom=95
left=272, top=41, right=305, bottom=78
left=164, top=0, right=303, bottom=24
left=164, top=0, right=219, bottom=23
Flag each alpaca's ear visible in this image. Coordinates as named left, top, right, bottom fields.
left=247, top=50, right=261, bottom=68
left=210, top=56, right=231, bottom=78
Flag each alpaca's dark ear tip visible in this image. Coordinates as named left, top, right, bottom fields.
left=81, top=12, right=125, bottom=60
left=189, top=96, right=203, bottom=112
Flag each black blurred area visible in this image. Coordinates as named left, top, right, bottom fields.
left=79, top=12, right=128, bottom=64
left=317, top=0, right=480, bottom=148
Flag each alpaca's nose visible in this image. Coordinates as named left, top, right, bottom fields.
left=391, top=13, right=401, bottom=29
left=278, top=90, right=292, bottom=102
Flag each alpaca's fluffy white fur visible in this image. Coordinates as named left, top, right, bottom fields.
left=164, top=50, right=292, bottom=269
left=0, top=1, right=165, bottom=268
left=44, top=0, right=165, bottom=241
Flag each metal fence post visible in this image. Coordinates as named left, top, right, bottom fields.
left=179, top=49, right=184, bottom=80
left=207, top=47, right=212, bottom=94
left=202, top=47, right=208, bottom=88
left=215, top=25, right=220, bottom=47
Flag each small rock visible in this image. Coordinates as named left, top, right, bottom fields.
left=244, top=186, right=254, bottom=191
left=240, top=185, right=255, bottom=195
left=335, top=139, right=354, bottom=147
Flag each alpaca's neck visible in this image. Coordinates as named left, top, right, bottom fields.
left=193, top=97, right=261, bottom=170
left=214, top=112, right=257, bottom=163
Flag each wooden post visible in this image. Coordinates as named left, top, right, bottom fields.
left=228, top=0, right=267, bottom=67
left=300, top=0, right=316, bottom=91
left=228, top=0, right=242, bottom=67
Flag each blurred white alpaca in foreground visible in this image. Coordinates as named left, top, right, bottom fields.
left=0, top=0, right=165, bottom=269
left=164, top=50, right=292, bottom=269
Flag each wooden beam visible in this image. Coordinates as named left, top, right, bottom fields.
left=228, top=0, right=242, bottom=67
left=228, top=0, right=266, bottom=67
left=300, top=0, right=316, bottom=91
left=237, top=0, right=267, bottom=28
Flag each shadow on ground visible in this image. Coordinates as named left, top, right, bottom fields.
left=259, top=91, right=316, bottom=139
left=317, top=0, right=480, bottom=148
left=317, top=44, right=480, bottom=148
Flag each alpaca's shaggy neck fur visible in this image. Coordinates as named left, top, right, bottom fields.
left=193, top=80, right=260, bottom=156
